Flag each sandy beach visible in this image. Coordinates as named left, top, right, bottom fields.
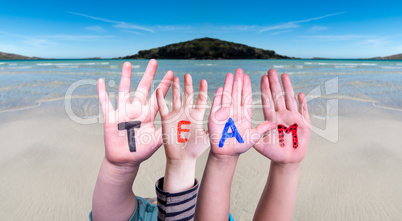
left=0, top=98, right=401, bottom=220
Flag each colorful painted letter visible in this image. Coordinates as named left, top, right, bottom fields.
left=277, top=124, right=298, bottom=148
left=218, top=118, right=244, bottom=147
left=118, top=121, right=141, bottom=152
left=177, top=120, right=191, bottom=143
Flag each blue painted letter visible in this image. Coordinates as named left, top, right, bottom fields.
left=219, top=118, right=244, bottom=147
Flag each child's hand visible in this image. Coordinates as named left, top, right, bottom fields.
left=254, top=69, right=311, bottom=165
left=156, top=74, right=209, bottom=161
left=97, top=60, right=173, bottom=168
left=156, top=74, right=209, bottom=193
left=208, top=68, right=275, bottom=159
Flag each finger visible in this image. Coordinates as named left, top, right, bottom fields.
left=172, top=76, right=182, bottom=112
left=211, top=87, right=223, bottom=110
left=156, top=88, right=169, bottom=117
left=281, top=74, right=297, bottom=111
left=183, top=74, right=194, bottom=108
left=298, top=93, right=310, bottom=123
left=195, top=79, right=208, bottom=113
left=261, top=75, right=275, bottom=122
left=154, top=127, right=164, bottom=149
left=268, top=69, right=286, bottom=111
left=97, top=78, right=115, bottom=123
left=118, top=62, right=132, bottom=108
left=250, top=121, right=276, bottom=145
left=147, top=70, right=174, bottom=121
left=133, top=59, right=158, bottom=104
left=232, top=68, right=243, bottom=107
left=242, top=74, right=253, bottom=119
left=222, top=73, right=233, bottom=107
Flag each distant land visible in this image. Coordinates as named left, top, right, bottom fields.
left=371, top=53, right=402, bottom=60
left=115, top=37, right=297, bottom=60
left=0, top=51, right=41, bottom=60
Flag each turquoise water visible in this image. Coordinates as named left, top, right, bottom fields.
left=1, top=59, right=402, bottom=118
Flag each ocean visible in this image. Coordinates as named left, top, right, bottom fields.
left=1, top=59, right=401, bottom=120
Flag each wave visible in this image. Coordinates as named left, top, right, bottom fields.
left=335, top=65, right=357, bottom=68
left=37, top=63, right=77, bottom=66
left=305, top=62, right=377, bottom=66
left=381, top=66, right=402, bottom=69
left=56, top=65, right=79, bottom=68
left=373, top=102, right=402, bottom=112
left=9, top=66, right=32, bottom=69
left=197, top=63, right=216, bottom=66
left=132, top=65, right=141, bottom=68
left=36, top=62, right=109, bottom=66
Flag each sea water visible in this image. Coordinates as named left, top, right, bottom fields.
left=0, top=59, right=401, bottom=119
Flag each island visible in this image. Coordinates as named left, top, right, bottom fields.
left=0, top=51, right=41, bottom=60
left=115, top=37, right=296, bottom=60
left=371, top=53, right=402, bottom=60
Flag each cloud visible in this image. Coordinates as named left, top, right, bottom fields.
left=86, top=26, right=106, bottom=32
left=0, top=31, right=53, bottom=47
left=270, top=30, right=293, bottom=35
left=299, top=34, right=392, bottom=47
left=308, top=26, right=328, bottom=32
left=260, top=23, right=299, bottom=32
left=41, top=34, right=115, bottom=41
left=259, top=11, right=346, bottom=33
left=155, top=25, right=193, bottom=31
left=68, top=11, right=155, bottom=33
left=221, top=25, right=258, bottom=32
left=23, top=39, right=55, bottom=47
left=121, top=30, right=145, bottom=36
left=360, top=38, right=390, bottom=47
left=113, top=23, right=154, bottom=33
left=299, top=34, right=366, bottom=41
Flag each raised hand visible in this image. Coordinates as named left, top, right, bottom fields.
left=208, top=68, right=275, bottom=158
left=156, top=74, right=209, bottom=193
left=156, top=74, right=209, bottom=161
left=97, top=59, right=173, bottom=167
left=254, top=69, right=311, bottom=164
left=252, top=69, right=311, bottom=221
left=195, top=68, right=275, bottom=221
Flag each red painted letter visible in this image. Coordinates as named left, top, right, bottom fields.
left=277, top=124, right=298, bottom=148
left=177, top=121, right=191, bottom=143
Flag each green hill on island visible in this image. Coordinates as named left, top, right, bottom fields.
left=115, top=37, right=296, bottom=60
left=0, top=51, right=41, bottom=60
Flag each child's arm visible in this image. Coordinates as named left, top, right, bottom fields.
left=253, top=69, right=311, bottom=221
left=195, top=69, right=275, bottom=221
left=155, top=74, right=209, bottom=220
left=92, top=60, right=173, bottom=221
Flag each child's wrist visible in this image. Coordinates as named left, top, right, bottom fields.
left=164, top=159, right=196, bottom=193
left=270, top=161, right=301, bottom=173
left=209, top=148, right=240, bottom=162
left=100, top=158, right=140, bottom=184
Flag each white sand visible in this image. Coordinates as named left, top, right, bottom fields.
left=0, top=100, right=401, bottom=220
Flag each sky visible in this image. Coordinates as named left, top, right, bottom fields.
left=0, top=0, right=402, bottom=59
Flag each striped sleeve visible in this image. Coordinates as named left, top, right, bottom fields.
left=155, top=177, right=199, bottom=221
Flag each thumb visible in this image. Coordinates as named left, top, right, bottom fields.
left=249, top=121, right=276, bottom=146
left=156, top=88, right=169, bottom=117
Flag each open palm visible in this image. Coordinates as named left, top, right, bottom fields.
left=254, top=69, right=311, bottom=164
left=97, top=60, right=173, bottom=167
left=208, top=68, right=275, bottom=158
left=156, top=74, right=209, bottom=161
